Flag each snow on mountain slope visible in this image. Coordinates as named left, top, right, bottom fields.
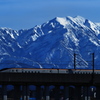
left=0, top=16, right=100, bottom=69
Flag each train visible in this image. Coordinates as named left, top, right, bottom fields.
left=0, top=68, right=100, bottom=74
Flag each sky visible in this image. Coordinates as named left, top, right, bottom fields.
left=0, top=0, right=100, bottom=30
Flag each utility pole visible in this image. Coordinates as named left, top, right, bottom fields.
left=91, top=53, right=95, bottom=85
left=74, top=53, right=76, bottom=70
left=92, top=53, right=95, bottom=74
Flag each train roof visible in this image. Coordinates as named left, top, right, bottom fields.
left=0, top=68, right=100, bottom=74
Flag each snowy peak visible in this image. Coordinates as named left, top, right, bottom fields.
left=55, top=16, right=89, bottom=29
left=55, top=16, right=100, bottom=35
left=0, top=16, right=100, bottom=69
left=67, top=16, right=86, bottom=25
left=56, top=17, right=68, bottom=28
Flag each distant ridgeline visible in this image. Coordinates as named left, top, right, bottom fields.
left=0, top=16, right=100, bottom=69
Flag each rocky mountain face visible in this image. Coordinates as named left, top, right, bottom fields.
left=0, top=16, right=100, bottom=69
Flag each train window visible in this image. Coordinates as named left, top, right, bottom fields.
left=25, top=71, right=27, bottom=73
left=11, top=70, right=14, bottom=72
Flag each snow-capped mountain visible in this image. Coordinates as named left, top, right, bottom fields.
left=0, top=16, right=100, bottom=69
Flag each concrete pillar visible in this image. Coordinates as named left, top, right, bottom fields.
left=83, top=86, right=90, bottom=100
left=2, top=85, right=7, bottom=100
left=22, top=85, right=30, bottom=100
left=50, top=87, right=55, bottom=99
left=36, top=85, right=42, bottom=100
left=74, top=86, right=81, bottom=100
left=84, top=86, right=88, bottom=100
left=63, top=86, right=69, bottom=100
left=89, top=87, right=95, bottom=99
left=45, top=86, right=50, bottom=100
left=55, top=86, right=60, bottom=100
left=26, top=85, right=30, bottom=100
left=22, top=85, right=27, bottom=100
left=96, top=86, right=100, bottom=99
left=69, top=86, right=75, bottom=100
left=14, top=85, right=21, bottom=100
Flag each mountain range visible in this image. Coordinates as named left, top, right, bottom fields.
left=0, top=16, right=100, bottom=69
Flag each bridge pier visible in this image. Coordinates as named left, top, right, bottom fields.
left=45, top=86, right=50, bottom=100
left=83, top=86, right=91, bottom=100
left=55, top=86, right=60, bottom=100
left=14, top=85, right=21, bottom=100
left=36, top=85, right=42, bottom=100
left=64, top=86, right=69, bottom=100
left=96, top=86, right=100, bottom=99
left=74, top=86, right=81, bottom=100
left=22, top=85, right=30, bottom=100
left=26, top=85, right=30, bottom=100
left=83, top=86, right=88, bottom=100
left=69, top=86, right=75, bottom=100
left=22, top=85, right=26, bottom=100
left=2, top=85, right=7, bottom=100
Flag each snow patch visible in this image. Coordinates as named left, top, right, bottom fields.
left=50, top=22, right=55, bottom=28
left=56, top=17, right=68, bottom=28
left=67, top=16, right=85, bottom=26
left=74, top=16, right=85, bottom=24
left=17, top=42, right=22, bottom=48
left=31, top=34, right=38, bottom=41
left=89, top=38, right=100, bottom=46
left=48, top=30, right=52, bottom=33
left=6, top=30, right=15, bottom=39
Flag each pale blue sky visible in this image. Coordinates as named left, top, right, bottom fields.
left=0, top=0, right=100, bottom=30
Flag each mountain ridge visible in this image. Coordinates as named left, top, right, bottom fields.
left=0, top=16, right=100, bottom=69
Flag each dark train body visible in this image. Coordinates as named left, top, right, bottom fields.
left=0, top=68, right=100, bottom=74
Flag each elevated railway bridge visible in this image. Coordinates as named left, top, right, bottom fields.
left=0, top=68, right=100, bottom=100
